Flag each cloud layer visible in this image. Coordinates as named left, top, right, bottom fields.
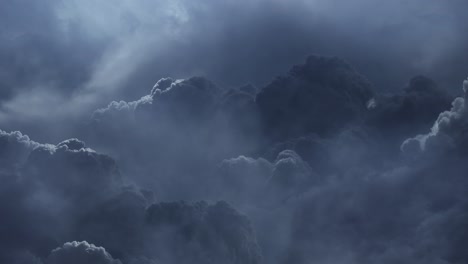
left=1, top=1, right=468, bottom=263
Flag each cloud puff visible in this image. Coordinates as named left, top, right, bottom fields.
left=93, top=76, right=219, bottom=123
left=0, top=129, right=264, bottom=263
left=74, top=187, right=151, bottom=258
left=366, top=76, right=452, bottom=146
left=46, top=241, right=122, bottom=264
left=90, top=76, right=263, bottom=201
left=217, top=149, right=316, bottom=205
left=216, top=155, right=272, bottom=204
left=0, top=131, right=131, bottom=262
left=24, top=138, right=122, bottom=206
left=0, top=130, right=39, bottom=171
left=256, top=55, right=374, bottom=141
left=401, top=77, right=468, bottom=155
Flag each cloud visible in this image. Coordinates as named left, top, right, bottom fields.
left=401, top=77, right=468, bottom=155
left=216, top=149, right=316, bottom=205
left=0, top=131, right=129, bottom=261
left=282, top=157, right=468, bottom=264
left=2, top=2, right=468, bottom=260
left=24, top=138, right=122, bottom=208
left=0, top=129, right=265, bottom=263
left=89, top=76, right=263, bottom=201
left=0, top=130, right=40, bottom=171
left=256, top=55, right=374, bottom=141
left=46, top=241, right=122, bottom=264
left=3, top=0, right=468, bottom=142
left=74, top=187, right=151, bottom=258
left=366, top=75, right=452, bottom=146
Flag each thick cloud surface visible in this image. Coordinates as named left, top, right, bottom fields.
left=2, top=1, right=468, bottom=261
left=0, top=130, right=261, bottom=263
left=257, top=55, right=374, bottom=140
left=2, top=0, right=468, bottom=144
left=402, top=78, right=468, bottom=155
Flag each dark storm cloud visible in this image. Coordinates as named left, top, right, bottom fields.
left=117, top=0, right=468, bottom=97
left=275, top=79, right=468, bottom=264
left=216, top=150, right=317, bottom=206
left=79, top=49, right=468, bottom=264
left=0, top=130, right=39, bottom=169
left=0, top=131, right=128, bottom=261
left=256, top=55, right=374, bottom=141
left=402, top=78, right=468, bottom=155
left=2, top=0, right=468, bottom=142
left=0, top=129, right=263, bottom=264
left=90, top=76, right=262, bottom=200
left=2, top=1, right=468, bottom=263
left=365, top=75, right=453, bottom=151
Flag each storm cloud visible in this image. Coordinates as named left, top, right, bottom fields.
left=2, top=0, right=468, bottom=143
left=1, top=0, right=468, bottom=263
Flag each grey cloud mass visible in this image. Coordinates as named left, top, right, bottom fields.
left=1, top=0, right=468, bottom=263
left=2, top=0, right=468, bottom=143
left=402, top=78, right=468, bottom=155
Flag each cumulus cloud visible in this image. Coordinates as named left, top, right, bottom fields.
left=89, top=76, right=263, bottom=201
left=74, top=187, right=151, bottom=258
left=46, top=241, right=122, bottom=264
left=23, top=138, right=122, bottom=210
left=0, top=130, right=39, bottom=171
left=216, top=149, right=316, bottom=205
left=402, top=77, right=468, bottom=155
left=256, top=55, right=374, bottom=141
left=0, top=129, right=265, bottom=263
left=366, top=75, right=452, bottom=147
left=0, top=131, right=133, bottom=261
left=2, top=3, right=468, bottom=260
left=3, top=0, right=468, bottom=145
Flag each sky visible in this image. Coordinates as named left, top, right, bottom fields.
left=1, top=0, right=468, bottom=263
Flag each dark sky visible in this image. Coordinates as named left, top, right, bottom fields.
left=1, top=1, right=468, bottom=263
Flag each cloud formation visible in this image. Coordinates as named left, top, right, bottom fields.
left=46, top=241, right=122, bottom=264
left=2, top=2, right=468, bottom=260
left=2, top=0, right=468, bottom=144
left=402, top=78, right=468, bottom=155
left=256, top=55, right=374, bottom=140
left=0, top=129, right=263, bottom=263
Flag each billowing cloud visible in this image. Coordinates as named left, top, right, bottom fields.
left=216, top=149, right=316, bottom=206
left=0, top=129, right=263, bottom=263
left=367, top=76, right=452, bottom=140
left=0, top=130, right=39, bottom=170
left=89, top=76, right=262, bottom=201
left=2, top=1, right=468, bottom=261
left=46, top=241, right=122, bottom=264
left=2, top=0, right=468, bottom=144
left=402, top=78, right=468, bottom=155
left=256, top=55, right=374, bottom=141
